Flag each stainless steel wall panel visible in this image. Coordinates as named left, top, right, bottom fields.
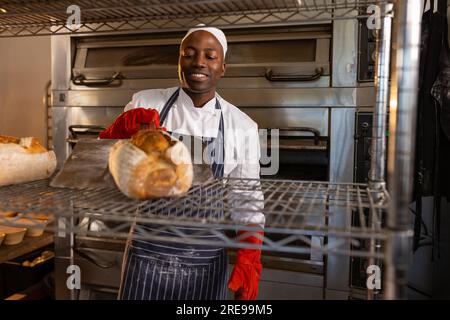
left=54, top=88, right=357, bottom=108
left=332, top=13, right=358, bottom=87
left=326, top=107, right=356, bottom=296
left=221, top=88, right=356, bottom=108
left=329, top=108, right=356, bottom=183
left=356, top=86, right=376, bottom=107
left=52, top=107, right=71, bottom=167
left=68, top=77, right=330, bottom=91
left=51, top=36, right=71, bottom=91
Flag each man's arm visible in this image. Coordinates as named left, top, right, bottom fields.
left=227, top=123, right=265, bottom=300
left=227, top=124, right=265, bottom=226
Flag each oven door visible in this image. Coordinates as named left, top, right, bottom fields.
left=71, top=25, right=331, bottom=92
left=66, top=125, right=105, bottom=151
left=263, top=127, right=329, bottom=181
left=253, top=119, right=329, bottom=276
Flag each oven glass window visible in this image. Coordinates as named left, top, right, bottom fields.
left=85, top=45, right=180, bottom=67
left=83, top=39, right=317, bottom=68
left=227, top=39, right=316, bottom=64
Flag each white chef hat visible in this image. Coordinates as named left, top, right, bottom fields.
left=180, top=24, right=228, bottom=58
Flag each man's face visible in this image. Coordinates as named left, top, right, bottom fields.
left=178, top=31, right=226, bottom=95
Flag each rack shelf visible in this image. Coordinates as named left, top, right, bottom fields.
left=0, top=177, right=390, bottom=258
left=0, top=0, right=394, bottom=37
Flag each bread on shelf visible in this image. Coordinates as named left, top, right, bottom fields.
left=0, top=135, right=57, bottom=187
left=109, top=129, right=193, bottom=199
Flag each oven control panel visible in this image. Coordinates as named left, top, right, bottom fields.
left=351, top=112, right=388, bottom=291
left=354, top=112, right=373, bottom=183
left=358, top=19, right=377, bottom=82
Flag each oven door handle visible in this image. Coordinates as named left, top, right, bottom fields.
left=69, top=125, right=106, bottom=139
left=265, top=67, right=324, bottom=82
left=72, top=72, right=122, bottom=87
left=74, top=248, right=115, bottom=269
left=277, top=127, right=321, bottom=145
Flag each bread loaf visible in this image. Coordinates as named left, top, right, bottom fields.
left=109, top=130, right=193, bottom=199
left=0, top=135, right=57, bottom=187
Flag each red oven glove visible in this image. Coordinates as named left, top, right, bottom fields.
left=228, top=230, right=264, bottom=300
left=98, top=108, right=164, bottom=139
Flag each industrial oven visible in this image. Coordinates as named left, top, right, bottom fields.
left=0, top=0, right=420, bottom=300
left=50, top=23, right=366, bottom=299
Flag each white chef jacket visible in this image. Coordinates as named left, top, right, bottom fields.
left=125, top=87, right=265, bottom=225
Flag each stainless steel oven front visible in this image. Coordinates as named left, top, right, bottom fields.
left=51, top=20, right=373, bottom=299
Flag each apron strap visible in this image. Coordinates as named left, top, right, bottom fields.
left=437, top=0, right=445, bottom=13
left=210, top=98, right=225, bottom=177
left=159, top=88, right=180, bottom=125
left=159, top=88, right=226, bottom=178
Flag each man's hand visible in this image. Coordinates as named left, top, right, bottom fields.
left=228, top=230, right=263, bottom=300
left=99, top=108, right=163, bottom=139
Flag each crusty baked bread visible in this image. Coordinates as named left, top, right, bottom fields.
left=0, top=135, right=57, bottom=187
left=0, top=211, right=17, bottom=219
left=109, top=130, right=193, bottom=199
left=0, top=135, right=20, bottom=144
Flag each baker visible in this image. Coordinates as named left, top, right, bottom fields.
left=101, top=26, right=265, bottom=300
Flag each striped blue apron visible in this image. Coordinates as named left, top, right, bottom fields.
left=119, top=88, right=227, bottom=300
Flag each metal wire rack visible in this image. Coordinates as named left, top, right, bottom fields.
left=0, top=0, right=422, bottom=299
left=0, top=177, right=389, bottom=258
left=0, top=0, right=394, bottom=37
